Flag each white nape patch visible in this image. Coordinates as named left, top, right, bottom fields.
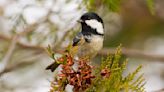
left=85, top=19, right=104, bottom=34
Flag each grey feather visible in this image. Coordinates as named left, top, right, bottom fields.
left=84, top=35, right=91, bottom=43
left=72, top=32, right=83, bottom=46
left=72, top=32, right=92, bottom=46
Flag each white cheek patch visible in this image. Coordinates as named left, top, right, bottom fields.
left=85, top=19, right=104, bottom=34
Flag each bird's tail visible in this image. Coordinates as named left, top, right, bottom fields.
left=46, top=62, right=60, bottom=72
left=46, top=44, right=79, bottom=72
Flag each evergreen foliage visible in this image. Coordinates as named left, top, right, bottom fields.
left=47, top=45, right=146, bottom=92
left=86, top=46, right=146, bottom=92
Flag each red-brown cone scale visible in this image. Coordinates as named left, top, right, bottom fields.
left=50, top=53, right=111, bottom=92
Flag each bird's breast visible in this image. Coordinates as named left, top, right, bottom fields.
left=77, top=35, right=104, bottom=59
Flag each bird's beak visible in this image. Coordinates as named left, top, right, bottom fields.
left=77, top=19, right=83, bottom=23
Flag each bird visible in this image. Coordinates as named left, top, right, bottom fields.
left=46, top=12, right=104, bottom=72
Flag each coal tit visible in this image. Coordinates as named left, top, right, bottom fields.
left=73, top=12, right=104, bottom=59
left=46, top=12, right=104, bottom=72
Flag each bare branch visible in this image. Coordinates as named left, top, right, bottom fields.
left=0, top=34, right=44, bottom=51
left=0, top=36, right=18, bottom=73
left=0, top=61, right=36, bottom=76
left=0, top=20, right=42, bottom=75
left=99, top=48, right=164, bottom=62
left=1, top=34, right=164, bottom=62
left=0, top=52, right=43, bottom=76
left=152, top=88, right=164, bottom=92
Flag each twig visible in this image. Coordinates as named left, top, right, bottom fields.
left=0, top=35, right=18, bottom=73
left=99, top=48, right=164, bottom=62
left=152, top=88, right=164, bottom=92
left=0, top=3, right=71, bottom=76
left=0, top=61, right=36, bottom=76
left=0, top=51, right=43, bottom=76
left=1, top=34, right=164, bottom=62
left=0, top=34, right=44, bottom=51
left=0, top=21, right=39, bottom=75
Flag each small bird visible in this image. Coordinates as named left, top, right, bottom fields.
left=46, top=12, right=104, bottom=72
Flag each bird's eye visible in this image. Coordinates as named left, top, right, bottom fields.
left=87, top=17, right=91, bottom=20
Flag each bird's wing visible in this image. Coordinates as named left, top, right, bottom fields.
left=72, top=32, right=85, bottom=46
left=70, top=32, right=86, bottom=56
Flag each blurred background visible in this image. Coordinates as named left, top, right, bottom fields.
left=0, top=0, right=164, bottom=92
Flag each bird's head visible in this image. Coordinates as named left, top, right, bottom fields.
left=78, top=12, right=104, bottom=36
